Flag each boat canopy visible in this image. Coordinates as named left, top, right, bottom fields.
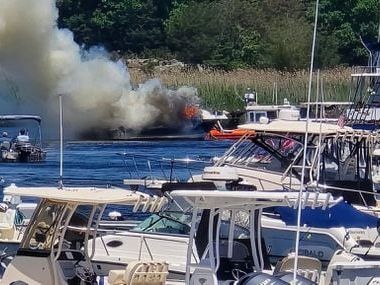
left=245, top=105, right=285, bottom=111
left=170, top=190, right=342, bottom=210
left=0, top=115, right=42, bottom=123
left=238, top=120, right=353, bottom=135
left=4, top=184, right=154, bottom=205
left=274, top=201, right=379, bottom=229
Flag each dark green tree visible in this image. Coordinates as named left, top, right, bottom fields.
left=165, top=0, right=264, bottom=68
left=57, top=0, right=176, bottom=56
left=307, top=0, right=380, bottom=65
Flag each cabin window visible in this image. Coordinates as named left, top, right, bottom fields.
left=255, top=112, right=267, bottom=122
left=248, top=112, right=255, bottom=122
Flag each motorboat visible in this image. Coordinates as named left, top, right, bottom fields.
left=261, top=201, right=380, bottom=266
left=159, top=189, right=379, bottom=285
left=206, top=126, right=255, bottom=141
left=91, top=189, right=349, bottom=284
left=206, top=98, right=301, bottom=141
left=89, top=179, right=380, bottom=281
left=0, top=115, right=46, bottom=162
left=208, top=120, right=380, bottom=208
left=0, top=190, right=38, bottom=271
left=0, top=184, right=169, bottom=285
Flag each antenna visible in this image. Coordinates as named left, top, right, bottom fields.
left=293, top=0, right=319, bottom=282
left=378, top=12, right=380, bottom=42
left=58, top=94, right=64, bottom=189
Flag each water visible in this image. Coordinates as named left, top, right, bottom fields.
left=0, top=139, right=232, bottom=206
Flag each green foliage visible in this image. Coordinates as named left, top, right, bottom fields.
left=57, top=0, right=174, bottom=55
left=308, top=0, right=380, bottom=64
left=165, top=0, right=265, bottom=69
left=56, top=0, right=380, bottom=68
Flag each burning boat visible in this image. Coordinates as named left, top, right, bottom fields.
left=84, top=104, right=229, bottom=140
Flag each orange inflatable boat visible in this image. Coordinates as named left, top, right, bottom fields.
left=207, top=128, right=256, bottom=140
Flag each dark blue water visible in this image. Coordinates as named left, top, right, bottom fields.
left=0, top=140, right=232, bottom=203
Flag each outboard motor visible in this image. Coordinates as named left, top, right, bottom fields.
left=275, top=272, right=317, bottom=285
left=237, top=272, right=317, bottom=285
left=236, top=272, right=289, bottom=285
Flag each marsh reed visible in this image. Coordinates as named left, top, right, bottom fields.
left=129, top=67, right=352, bottom=111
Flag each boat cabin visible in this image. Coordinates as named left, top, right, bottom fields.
left=244, top=102, right=300, bottom=124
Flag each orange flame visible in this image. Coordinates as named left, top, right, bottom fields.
left=183, top=105, right=199, bottom=119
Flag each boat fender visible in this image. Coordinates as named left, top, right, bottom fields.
left=259, top=116, right=269, bottom=124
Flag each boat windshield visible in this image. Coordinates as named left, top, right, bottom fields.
left=218, top=135, right=302, bottom=173
left=133, top=211, right=250, bottom=238
left=132, top=212, right=191, bottom=235
left=21, top=200, right=68, bottom=251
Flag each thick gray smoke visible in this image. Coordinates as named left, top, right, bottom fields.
left=0, top=0, right=199, bottom=139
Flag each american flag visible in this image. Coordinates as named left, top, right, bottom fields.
left=337, top=114, right=345, bottom=128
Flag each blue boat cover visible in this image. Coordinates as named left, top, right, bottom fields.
left=274, top=201, right=379, bottom=228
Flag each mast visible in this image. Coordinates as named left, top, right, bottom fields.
left=58, top=94, right=64, bottom=189
left=293, top=0, right=319, bottom=282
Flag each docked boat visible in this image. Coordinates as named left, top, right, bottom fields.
left=209, top=120, right=379, bottom=207
left=207, top=99, right=300, bottom=141
left=0, top=115, right=46, bottom=163
left=0, top=184, right=169, bottom=284
left=207, top=127, right=256, bottom=141
left=169, top=189, right=380, bottom=285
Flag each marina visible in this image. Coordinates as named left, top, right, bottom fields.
left=0, top=0, right=379, bottom=284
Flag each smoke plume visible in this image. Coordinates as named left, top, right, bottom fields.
left=0, top=0, right=199, bottom=139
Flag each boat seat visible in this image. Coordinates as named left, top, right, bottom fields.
left=0, top=209, right=16, bottom=240
left=274, top=253, right=322, bottom=283
left=108, top=261, right=169, bottom=285
left=219, top=240, right=250, bottom=260
left=0, top=141, right=11, bottom=150
left=324, top=250, right=362, bottom=285
left=190, top=260, right=218, bottom=285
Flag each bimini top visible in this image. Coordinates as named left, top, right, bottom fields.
left=171, top=190, right=342, bottom=210
left=238, top=120, right=353, bottom=135
left=299, top=101, right=352, bottom=107
left=4, top=184, right=149, bottom=205
left=0, top=115, right=42, bottom=123
left=245, top=105, right=284, bottom=112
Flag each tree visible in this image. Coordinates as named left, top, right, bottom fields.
left=57, top=0, right=176, bottom=56
left=307, top=0, right=380, bottom=65
left=165, top=0, right=264, bottom=68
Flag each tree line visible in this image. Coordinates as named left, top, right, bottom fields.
left=57, top=0, right=380, bottom=70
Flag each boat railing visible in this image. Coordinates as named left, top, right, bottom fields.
left=215, top=132, right=253, bottom=166
left=351, top=66, right=380, bottom=77
left=308, top=184, right=378, bottom=208
left=119, top=152, right=211, bottom=184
